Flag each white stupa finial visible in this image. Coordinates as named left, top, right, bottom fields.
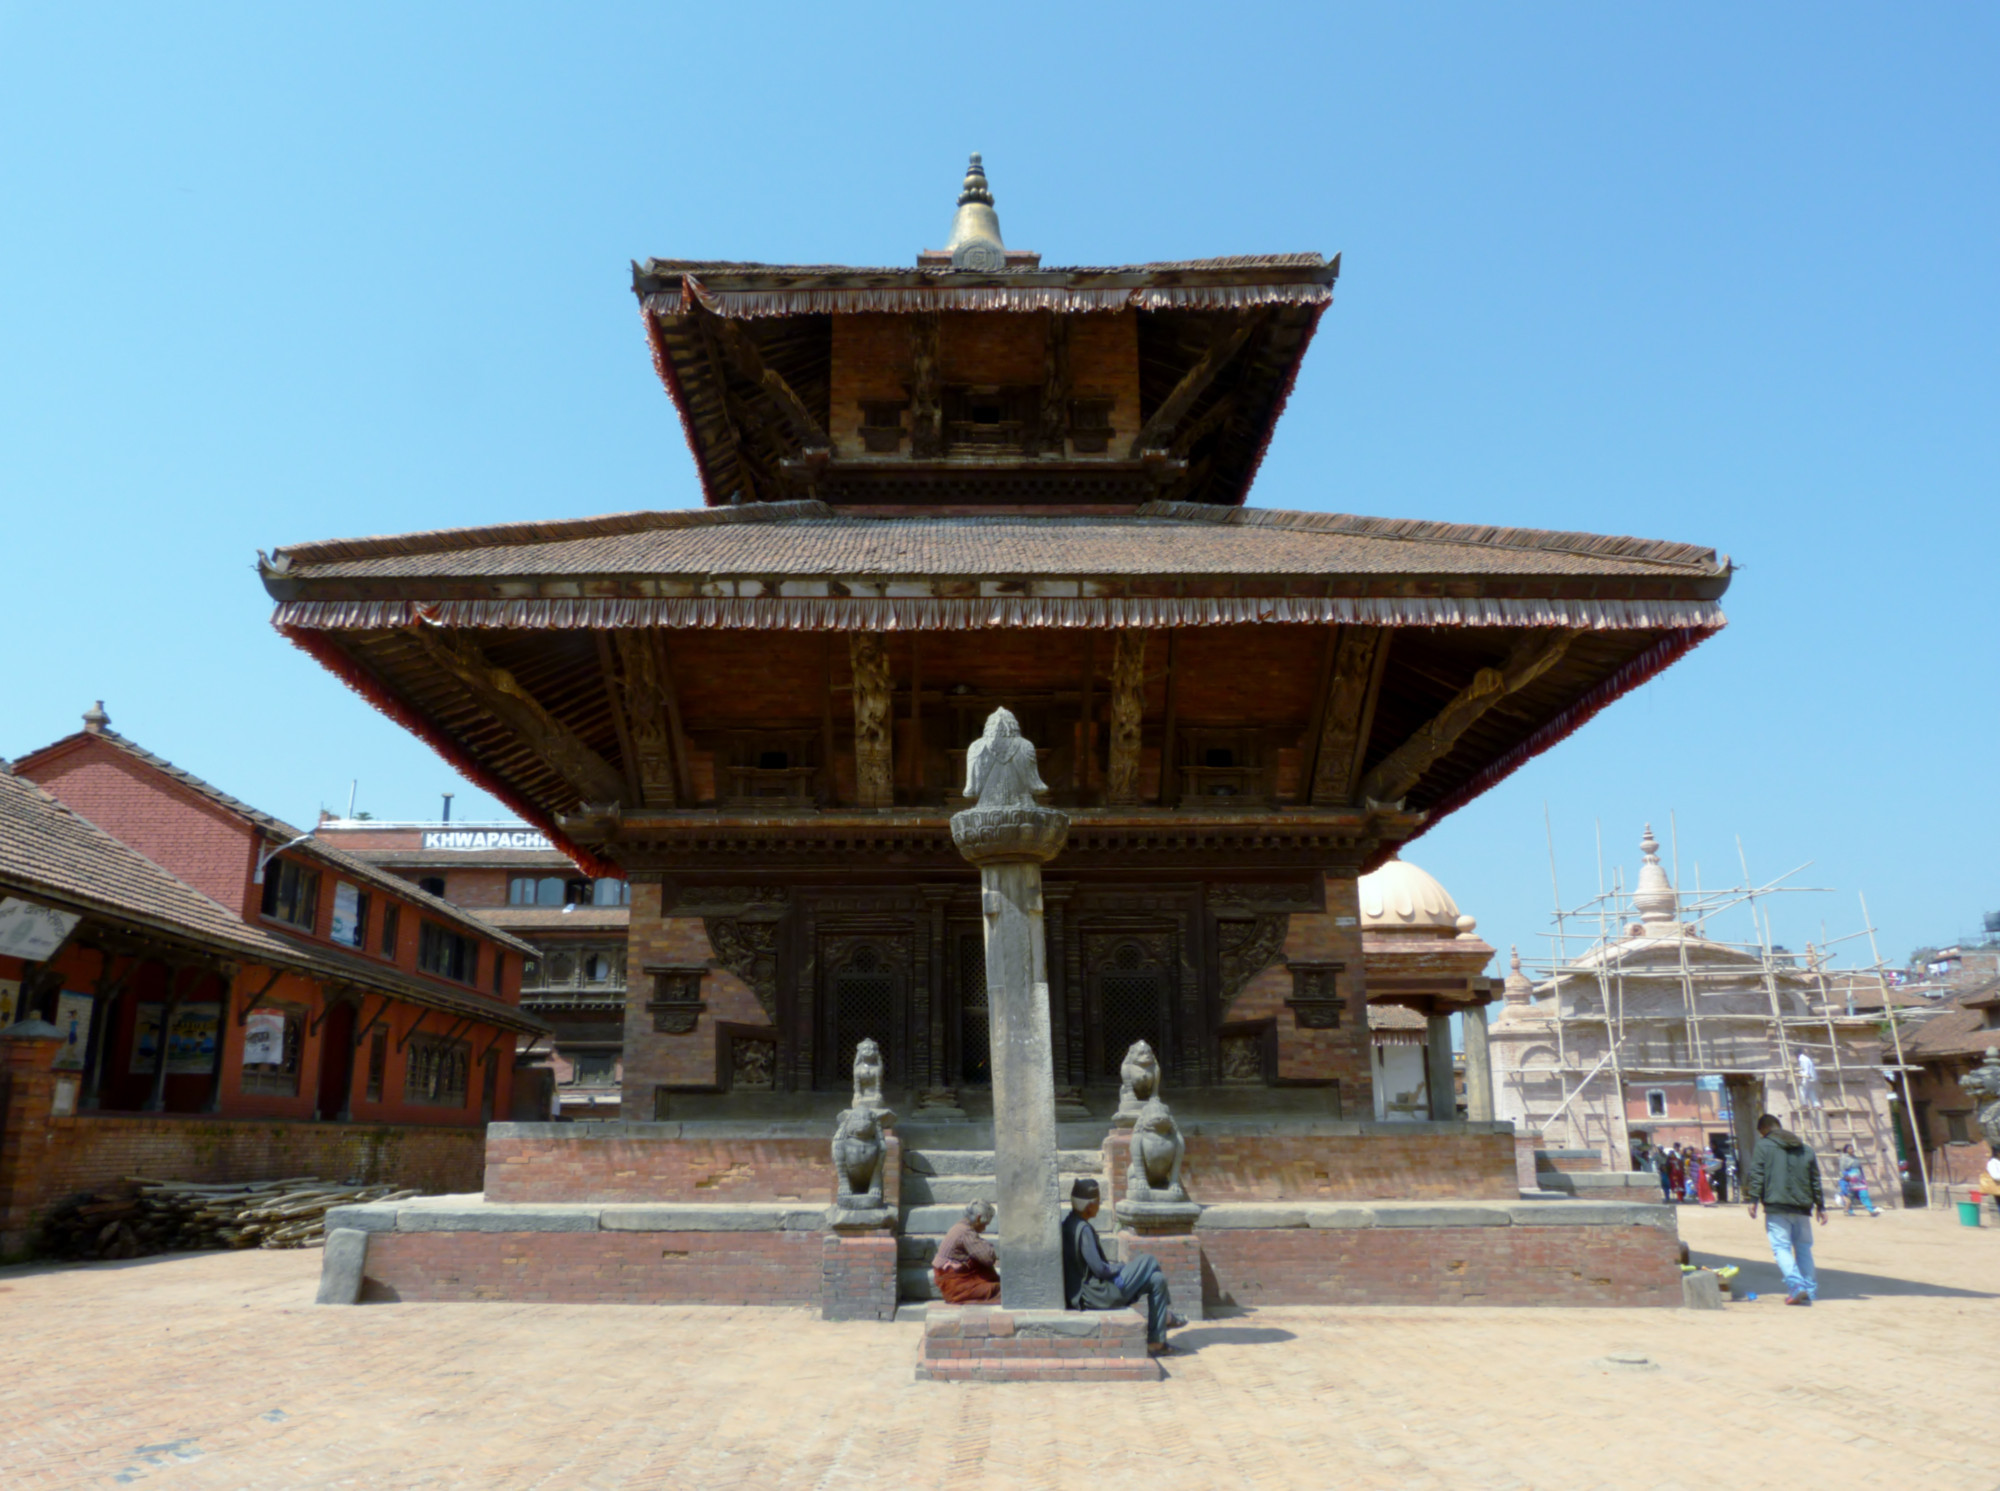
left=1632, top=822, right=1679, bottom=927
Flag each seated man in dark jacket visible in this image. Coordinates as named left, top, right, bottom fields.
left=1059, top=1178, right=1186, bottom=1353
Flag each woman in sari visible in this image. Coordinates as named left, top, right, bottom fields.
left=931, top=1200, right=1001, bottom=1303
left=1694, top=1148, right=1717, bottom=1206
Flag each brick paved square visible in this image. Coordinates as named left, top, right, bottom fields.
left=1, top=1206, right=1990, bottom=1490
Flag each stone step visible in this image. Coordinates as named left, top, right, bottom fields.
left=898, top=1265, right=942, bottom=1300
left=901, top=1204, right=1115, bottom=1236
left=904, top=1148, right=1104, bottom=1176
left=901, top=1171, right=1102, bottom=1206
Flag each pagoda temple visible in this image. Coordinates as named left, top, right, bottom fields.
left=259, top=156, right=1730, bottom=1125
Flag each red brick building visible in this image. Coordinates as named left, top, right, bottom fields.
left=0, top=710, right=548, bottom=1250
left=312, top=819, right=630, bottom=1116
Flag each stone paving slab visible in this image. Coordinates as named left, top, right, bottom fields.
left=0, top=1206, right=1991, bottom=1490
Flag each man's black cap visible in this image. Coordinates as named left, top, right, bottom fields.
left=1070, top=1178, right=1100, bottom=1201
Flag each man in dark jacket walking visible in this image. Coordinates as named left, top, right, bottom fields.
left=1744, top=1113, right=1827, bottom=1305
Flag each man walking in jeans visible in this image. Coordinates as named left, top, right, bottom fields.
left=1744, top=1113, right=1827, bottom=1305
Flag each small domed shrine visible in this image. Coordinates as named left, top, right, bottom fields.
left=1357, top=857, right=1497, bottom=1121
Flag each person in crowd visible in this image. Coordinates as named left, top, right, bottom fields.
left=931, top=1200, right=1001, bottom=1303
left=1836, top=1145, right=1881, bottom=1216
left=1745, top=1113, right=1827, bottom=1306
left=1694, top=1147, right=1717, bottom=1207
left=1060, top=1179, right=1185, bottom=1354
left=1663, top=1145, right=1684, bottom=1203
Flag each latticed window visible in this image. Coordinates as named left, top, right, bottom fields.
left=1098, top=942, right=1164, bottom=1078
left=404, top=1035, right=470, bottom=1106
left=958, top=931, right=990, bottom=1085
left=833, top=944, right=896, bottom=1081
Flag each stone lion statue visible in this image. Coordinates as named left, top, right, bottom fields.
left=831, top=1107, right=884, bottom=1206
left=1127, top=1097, right=1189, bottom=1204
left=1115, top=1039, right=1161, bottom=1123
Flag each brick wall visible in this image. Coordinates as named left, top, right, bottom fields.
left=485, top=1132, right=831, bottom=1204
left=1228, top=879, right=1372, bottom=1104
left=820, top=1232, right=897, bottom=1321
left=621, top=893, right=773, bottom=1102
left=1176, top=1129, right=1518, bottom=1202
left=1198, top=1224, right=1683, bottom=1308
left=23, top=741, right=257, bottom=914
left=362, top=1229, right=823, bottom=1305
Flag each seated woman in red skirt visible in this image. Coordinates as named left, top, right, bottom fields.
left=931, top=1200, right=1000, bottom=1303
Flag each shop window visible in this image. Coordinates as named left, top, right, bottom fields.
left=241, top=1005, right=304, bottom=1096
left=404, top=1034, right=470, bottom=1106
left=378, top=902, right=400, bottom=958
left=365, top=1028, right=386, bottom=1102
left=1647, top=1089, right=1668, bottom=1118
left=260, top=860, right=320, bottom=931
left=330, top=882, right=370, bottom=949
left=585, top=953, right=615, bottom=983
left=592, top=878, right=630, bottom=907
left=567, top=1052, right=618, bottom=1087
left=418, top=921, right=477, bottom=984
left=509, top=875, right=603, bottom=907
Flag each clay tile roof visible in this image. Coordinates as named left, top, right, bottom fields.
left=53, top=731, right=531, bottom=957
left=267, top=501, right=1724, bottom=585
left=470, top=906, right=630, bottom=933
left=1903, top=981, right=2000, bottom=1061
left=0, top=766, right=546, bottom=1035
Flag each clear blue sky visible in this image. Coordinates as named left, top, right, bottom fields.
left=3, top=5, right=1993, bottom=970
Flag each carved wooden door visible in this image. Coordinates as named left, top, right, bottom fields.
left=817, top=932, right=912, bottom=1089
left=1082, top=928, right=1178, bottom=1081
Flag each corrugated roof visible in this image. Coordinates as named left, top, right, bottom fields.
left=0, top=767, right=547, bottom=1035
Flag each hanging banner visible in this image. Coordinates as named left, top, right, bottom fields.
left=243, top=1008, right=288, bottom=1067
left=51, top=991, right=93, bottom=1071
left=131, top=1002, right=222, bottom=1075
left=0, top=898, right=81, bottom=961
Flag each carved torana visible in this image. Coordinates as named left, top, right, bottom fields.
left=704, top=917, right=782, bottom=1020
left=1309, top=626, right=1387, bottom=806
left=1106, top=629, right=1147, bottom=806
left=1216, top=914, right=1290, bottom=1011
left=849, top=632, right=895, bottom=809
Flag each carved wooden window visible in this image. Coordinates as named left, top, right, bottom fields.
left=1095, top=941, right=1167, bottom=1079
left=957, top=931, right=990, bottom=1086
left=259, top=859, right=319, bottom=931
left=1069, top=397, right=1115, bottom=454
left=859, top=400, right=906, bottom=453
left=1178, top=729, right=1266, bottom=804
left=377, top=901, right=400, bottom=959
left=646, top=966, right=707, bottom=1034
left=418, top=921, right=477, bottom=984
left=943, top=385, right=1035, bottom=453
left=1286, top=963, right=1346, bottom=1029
left=833, top=943, right=897, bottom=1081
left=719, top=731, right=818, bottom=807
left=404, top=1035, right=470, bottom=1107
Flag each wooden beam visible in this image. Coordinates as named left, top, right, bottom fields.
left=654, top=633, right=695, bottom=807
left=908, top=635, right=925, bottom=796
left=404, top=627, right=627, bottom=806
left=234, top=966, right=286, bottom=1026
left=909, top=312, right=942, bottom=458
left=1073, top=632, right=1094, bottom=796
left=849, top=632, right=895, bottom=810
left=819, top=634, right=839, bottom=806
left=1128, top=317, right=1262, bottom=458
left=690, top=318, right=766, bottom=504
left=1158, top=630, right=1181, bottom=806
left=594, top=633, right=646, bottom=806
left=710, top=316, right=830, bottom=453
left=1038, top=312, right=1071, bottom=456
left=475, top=1026, right=513, bottom=1065
left=1106, top=629, right=1146, bottom=806
left=1357, top=629, right=1581, bottom=806
left=395, top=1007, right=433, bottom=1055
left=349, top=994, right=390, bottom=1050
left=1307, top=626, right=1391, bottom=806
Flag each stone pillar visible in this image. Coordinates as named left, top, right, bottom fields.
left=0, top=1020, right=67, bottom=1256
left=1425, top=1010, right=1456, bottom=1121
left=1463, top=1002, right=1495, bottom=1122
left=952, top=708, right=1069, bottom=1311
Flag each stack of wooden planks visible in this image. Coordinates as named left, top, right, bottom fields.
left=37, top=1177, right=420, bottom=1260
